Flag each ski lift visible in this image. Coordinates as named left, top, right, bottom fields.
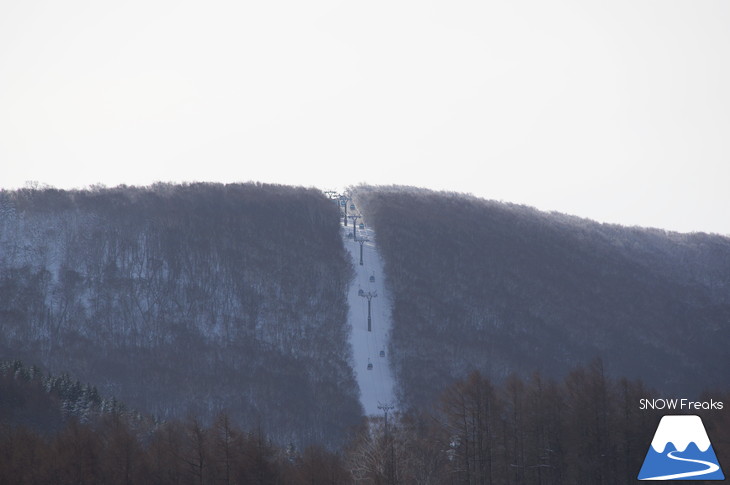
left=359, top=223, right=364, bottom=229
left=369, top=275, right=375, bottom=283
left=350, top=204, right=355, bottom=210
left=358, top=289, right=364, bottom=296
left=367, top=360, right=373, bottom=370
left=379, top=350, right=385, bottom=358
left=340, top=200, right=346, bottom=206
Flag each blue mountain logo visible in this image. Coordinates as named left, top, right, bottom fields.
left=638, top=415, right=725, bottom=480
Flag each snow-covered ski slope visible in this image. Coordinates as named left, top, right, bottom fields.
left=342, top=215, right=396, bottom=416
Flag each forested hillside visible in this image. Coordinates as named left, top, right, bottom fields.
left=0, top=183, right=360, bottom=447
left=2, top=183, right=729, bottom=482
left=352, top=186, right=730, bottom=409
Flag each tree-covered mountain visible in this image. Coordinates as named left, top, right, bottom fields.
left=3, top=182, right=730, bottom=482
left=352, top=185, right=730, bottom=409
left=0, top=183, right=360, bottom=447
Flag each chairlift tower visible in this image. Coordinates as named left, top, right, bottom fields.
left=378, top=401, right=395, bottom=422
left=358, top=237, right=369, bottom=265
left=378, top=402, right=396, bottom=485
left=324, top=190, right=339, bottom=203
left=348, top=215, right=361, bottom=240
left=340, top=196, right=351, bottom=226
left=359, top=290, right=377, bottom=331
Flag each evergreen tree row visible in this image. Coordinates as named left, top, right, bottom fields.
left=1, top=360, right=133, bottom=434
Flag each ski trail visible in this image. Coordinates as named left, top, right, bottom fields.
left=640, top=450, right=720, bottom=480
left=343, top=221, right=396, bottom=416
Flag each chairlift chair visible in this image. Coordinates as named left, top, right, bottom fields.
left=369, top=275, right=375, bottom=283
left=367, top=360, right=373, bottom=370
left=359, top=223, right=365, bottom=229
left=350, top=204, right=356, bottom=210
left=379, top=350, right=385, bottom=357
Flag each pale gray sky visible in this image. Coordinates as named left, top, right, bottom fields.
left=1, top=1, right=729, bottom=234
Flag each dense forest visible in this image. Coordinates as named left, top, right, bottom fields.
left=352, top=185, right=730, bottom=409
left=0, top=183, right=360, bottom=447
left=3, top=359, right=728, bottom=484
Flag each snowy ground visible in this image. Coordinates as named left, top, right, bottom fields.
left=342, top=219, right=396, bottom=416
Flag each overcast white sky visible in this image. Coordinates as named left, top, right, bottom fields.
left=1, top=1, right=728, bottom=234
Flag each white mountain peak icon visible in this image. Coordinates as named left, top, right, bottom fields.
left=650, top=415, right=711, bottom=453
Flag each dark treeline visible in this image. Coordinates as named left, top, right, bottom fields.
left=0, top=360, right=348, bottom=484
left=0, top=183, right=360, bottom=447
left=351, top=185, right=730, bottom=409
left=0, top=415, right=349, bottom=485
left=3, top=359, right=728, bottom=484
